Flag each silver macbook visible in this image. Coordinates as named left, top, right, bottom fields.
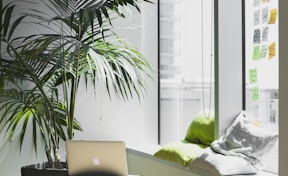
left=65, top=140, right=128, bottom=176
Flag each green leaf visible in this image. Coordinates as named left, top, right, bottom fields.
left=8, top=16, right=26, bottom=41
left=3, top=5, right=15, bottom=37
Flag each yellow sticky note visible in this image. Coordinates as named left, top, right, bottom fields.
left=268, top=9, right=278, bottom=24
left=252, top=87, right=259, bottom=102
left=249, top=68, right=258, bottom=84
left=253, top=46, right=261, bottom=60
left=269, top=42, right=276, bottom=59
left=253, top=118, right=260, bottom=127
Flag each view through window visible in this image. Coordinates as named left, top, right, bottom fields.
left=159, top=0, right=214, bottom=145
left=159, top=0, right=279, bottom=173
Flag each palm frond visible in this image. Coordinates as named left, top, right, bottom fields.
left=0, top=88, right=81, bottom=153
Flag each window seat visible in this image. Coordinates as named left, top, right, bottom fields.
left=125, top=111, right=278, bottom=176
left=126, top=146, right=277, bottom=176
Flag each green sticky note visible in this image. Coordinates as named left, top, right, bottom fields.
left=253, top=45, right=261, bottom=60
left=252, top=87, right=259, bottom=102
left=249, top=68, right=258, bottom=84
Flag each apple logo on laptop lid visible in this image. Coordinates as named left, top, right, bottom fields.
left=92, top=157, right=101, bottom=166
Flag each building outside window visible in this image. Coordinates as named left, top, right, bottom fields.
left=159, top=0, right=214, bottom=145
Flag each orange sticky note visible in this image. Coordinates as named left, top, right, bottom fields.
left=269, top=42, right=276, bottom=59
left=268, top=9, right=278, bottom=24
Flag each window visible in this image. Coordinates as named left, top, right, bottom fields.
left=159, top=0, right=215, bottom=145
left=244, top=0, right=279, bottom=173
left=159, top=0, right=279, bottom=174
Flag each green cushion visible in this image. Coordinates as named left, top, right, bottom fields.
left=154, top=140, right=207, bottom=167
left=185, top=109, right=215, bottom=146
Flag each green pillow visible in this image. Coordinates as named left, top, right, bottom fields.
left=154, top=140, right=207, bottom=167
left=185, top=109, right=215, bottom=146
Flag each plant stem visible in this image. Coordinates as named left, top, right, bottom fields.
left=67, top=52, right=80, bottom=140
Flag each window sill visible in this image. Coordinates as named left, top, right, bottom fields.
left=127, top=145, right=278, bottom=176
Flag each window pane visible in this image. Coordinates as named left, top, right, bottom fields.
left=159, top=0, right=215, bottom=145
left=245, top=0, right=279, bottom=173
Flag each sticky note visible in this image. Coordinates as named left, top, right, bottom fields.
left=269, top=42, right=276, bottom=59
left=252, top=87, right=259, bottom=102
left=254, top=0, right=260, bottom=7
left=261, top=0, right=270, bottom=4
left=268, top=9, right=278, bottom=24
left=253, top=119, right=260, bottom=127
left=262, top=26, right=269, bottom=42
left=253, top=29, right=261, bottom=44
left=262, top=7, right=269, bottom=24
left=261, top=44, right=268, bottom=59
left=254, top=10, right=260, bottom=26
left=253, top=46, right=261, bottom=60
left=249, top=68, right=258, bottom=84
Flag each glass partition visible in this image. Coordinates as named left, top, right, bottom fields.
left=159, top=0, right=215, bottom=145
left=245, top=0, right=279, bottom=173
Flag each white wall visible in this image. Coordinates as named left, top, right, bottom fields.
left=0, top=1, right=158, bottom=176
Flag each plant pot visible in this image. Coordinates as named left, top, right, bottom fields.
left=21, top=162, right=68, bottom=176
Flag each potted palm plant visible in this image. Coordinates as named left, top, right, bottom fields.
left=0, top=0, right=154, bottom=175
